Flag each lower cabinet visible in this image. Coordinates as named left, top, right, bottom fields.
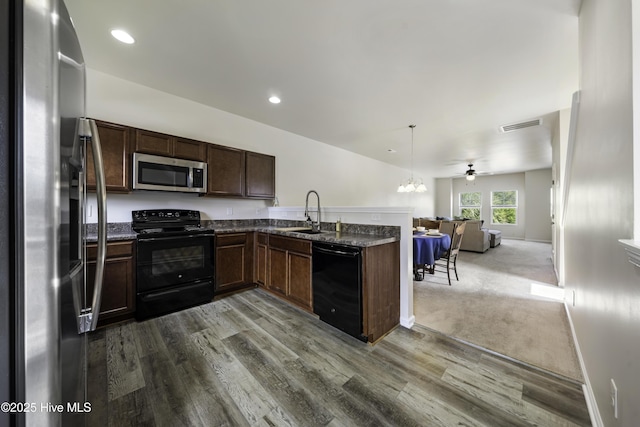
left=362, top=241, right=400, bottom=343
left=260, top=234, right=313, bottom=311
left=256, top=233, right=268, bottom=286
left=215, top=232, right=255, bottom=294
left=86, top=240, right=136, bottom=327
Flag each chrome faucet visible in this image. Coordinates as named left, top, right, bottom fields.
left=304, top=190, right=321, bottom=232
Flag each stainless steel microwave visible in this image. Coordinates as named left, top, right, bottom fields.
left=133, top=153, right=207, bottom=194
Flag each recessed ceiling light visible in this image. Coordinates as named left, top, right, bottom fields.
left=111, top=29, right=135, bottom=44
left=268, top=96, right=281, bottom=104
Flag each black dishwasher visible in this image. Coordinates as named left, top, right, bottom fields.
left=312, top=242, right=366, bottom=342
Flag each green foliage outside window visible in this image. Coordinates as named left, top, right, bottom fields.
left=459, top=192, right=482, bottom=220
left=492, top=208, right=516, bottom=224
left=460, top=208, right=481, bottom=220
left=491, top=190, right=517, bottom=224
left=460, top=192, right=481, bottom=206
left=492, top=191, right=517, bottom=206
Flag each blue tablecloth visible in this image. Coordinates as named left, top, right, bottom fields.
left=413, top=233, right=451, bottom=266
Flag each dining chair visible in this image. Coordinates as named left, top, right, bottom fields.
left=420, top=219, right=442, bottom=230
left=433, top=221, right=466, bottom=286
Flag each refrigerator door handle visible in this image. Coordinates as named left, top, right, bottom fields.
left=79, top=118, right=107, bottom=332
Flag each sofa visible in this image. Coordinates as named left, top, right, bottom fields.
left=414, top=218, right=490, bottom=253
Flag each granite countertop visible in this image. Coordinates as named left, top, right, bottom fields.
left=87, top=221, right=399, bottom=248
left=212, top=225, right=398, bottom=247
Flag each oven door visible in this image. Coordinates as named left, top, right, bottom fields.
left=137, top=233, right=215, bottom=292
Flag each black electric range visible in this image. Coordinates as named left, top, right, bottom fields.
left=132, top=209, right=215, bottom=320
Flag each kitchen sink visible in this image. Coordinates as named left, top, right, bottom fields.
left=273, top=227, right=326, bottom=234
left=294, top=229, right=324, bottom=234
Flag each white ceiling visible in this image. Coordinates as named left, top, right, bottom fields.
left=65, top=0, right=581, bottom=179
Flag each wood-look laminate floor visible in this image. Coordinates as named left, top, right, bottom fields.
left=88, top=288, right=591, bottom=426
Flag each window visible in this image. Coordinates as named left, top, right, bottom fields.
left=492, top=190, right=517, bottom=224
left=459, top=192, right=481, bottom=220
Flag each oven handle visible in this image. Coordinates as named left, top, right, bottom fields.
left=140, top=281, right=213, bottom=301
left=137, top=233, right=216, bottom=242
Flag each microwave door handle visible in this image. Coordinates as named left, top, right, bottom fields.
left=79, top=119, right=107, bottom=332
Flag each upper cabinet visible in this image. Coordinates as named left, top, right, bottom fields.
left=207, top=146, right=276, bottom=199
left=87, top=120, right=131, bottom=193
left=174, top=137, right=207, bottom=162
left=245, top=151, right=275, bottom=199
left=134, top=129, right=173, bottom=157
left=134, top=129, right=206, bottom=162
left=88, top=119, right=275, bottom=198
left=207, top=144, right=245, bottom=197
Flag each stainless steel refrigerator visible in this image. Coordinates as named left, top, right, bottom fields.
left=0, top=0, right=107, bottom=426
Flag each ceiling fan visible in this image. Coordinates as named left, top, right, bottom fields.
left=464, top=164, right=477, bottom=181
left=459, top=163, right=494, bottom=181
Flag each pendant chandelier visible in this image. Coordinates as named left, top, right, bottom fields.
left=397, top=124, right=427, bottom=193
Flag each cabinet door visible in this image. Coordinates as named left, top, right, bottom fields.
left=245, top=151, right=275, bottom=199
left=86, top=240, right=135, bottom=324
left=361, top=242, right=400, bottom=343
left=86, top=120, right=131, bottom=193
left=174, top=137, right=206, bottom=162
left=288, top=252, right=312, bottom=310
left=216, top=233, right=253, bottom=291
left=207, top=144, right=245, bottom=196
left=255, top=233, right=268, bottom=286
left=86, top=257, right=134, bottom=319
left=134, top=128, right=174, bottom=157
left=267, top=247, right=287, bottom=296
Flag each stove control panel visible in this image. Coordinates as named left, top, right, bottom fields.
left=132, top=209, right=201, bottom=231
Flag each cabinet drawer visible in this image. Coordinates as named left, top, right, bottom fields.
left=216, top=233, right=248, bottom=247
left=268, top=235, right=311, bottom=255
left=87, top=240, right=134, bottom=260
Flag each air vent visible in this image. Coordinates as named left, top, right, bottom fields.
left=500, top=118, right=542, bottom=133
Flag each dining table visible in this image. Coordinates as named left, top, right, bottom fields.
left=413, top=232, right=451, bottom=280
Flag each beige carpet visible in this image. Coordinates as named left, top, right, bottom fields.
left=413, top=239, right=583, bottom=381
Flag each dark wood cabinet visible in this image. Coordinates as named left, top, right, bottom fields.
left=215, top=232, right=254, bottom=294
left=174, top=137, right=207, bottom=162
left=361, top=241, right=400, bottom=343
left=134, top=128, right=173, bottom=157
left=134, top=129, right=207, bottom=162
left=287, top=252, right=312, bottom=308
left=207, top=144, right=245, bottom=196
left=88, top=119, right=274, bottom=198
left=245, top=152, right=275, bottom=199
left=256, top=233, right=268, bottom=286
left=267, top=247, right=288, bottom=296
left=86, top=240, right=135, bottom=326
left=265, top=235, right=312, bottom=311
left=87, top=120, right=131, bottom=193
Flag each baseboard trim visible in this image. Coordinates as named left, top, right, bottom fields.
left=564, top=302, right=603, bottom=427
left=400, top=314, right=415, bottom=329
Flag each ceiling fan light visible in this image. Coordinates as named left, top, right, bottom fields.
left=466, top=174, right=476, bottom=181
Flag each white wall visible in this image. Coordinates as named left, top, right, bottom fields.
left=563, top=0, right=640, bottom=425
